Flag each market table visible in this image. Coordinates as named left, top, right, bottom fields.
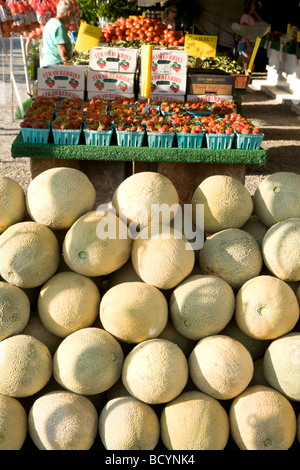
left=11, top=131, right=266, bottom=205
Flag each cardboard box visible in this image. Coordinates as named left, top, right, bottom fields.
left=87, top=91, right=135, bottom=101
left=87, top=70, right=135, bottom=94
left=187, top=73, right=235, bottom=96
left=37, top=66, right=86, bottom=91
left=152, top=49, right=188, bottom=75
left=37, top=89, right=85, bottom=100
left=89, top=47, right=139, bottom=73
left=140, top=73, right=187, bottom=95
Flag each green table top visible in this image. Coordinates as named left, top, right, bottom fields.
left=11, top=131, right=266, bottom=165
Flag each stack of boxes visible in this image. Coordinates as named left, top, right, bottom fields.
left=139, top=48, right=188, bottom=102
left=86, top=47, right=139, bottom=101
left=37, top=47, right=236, bottom=105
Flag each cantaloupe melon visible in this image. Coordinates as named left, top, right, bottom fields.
left=160, top=390, right=230, bottom=450
left=0, top=221, right=60, bottom=288
left=38, top=271, right=101, bottom=338
left=235, top=275, right=299, bottom=340
left=229, top=385, right=297, bottom=450
left=0, top=175, right=26, bottom=234
left=131, top=225, right=195, bottom=290
left=99, top=281, right=168, bottom=343
left=253, top=172, right=300, bottom=227
left=262, top=218, right=300, bottom=282
left=122, top=338, right=188, bottom=404
left=26, top=167, right=96, bottom=230
left=241, top=215, right=268, bottom=247
left=158, top=320, right=195, bottom=356
left=0, top=281, right=30, bottom=341
left=0, top=334, right=52, bottom=397
left=22, top=310, right=62, bottom=355
left=0, top=394, right=27, bottom=450
left=199, top=228, right=263, bottom=290
left=191, top=175, right=253, bottom=234
left=263, top=332, right=300, bottom=402
left=28, top=390, right=98, bottom=450
left=169, top=274, right=235, bottom=340
left=112, top=171, right=179, bottom=230
left=53, top=327, right=124, bottom=395
left=297, top=414, right=300, bottom=444
left=99, top=396, right=160, bottom=450
left=62, top=210, right=132, bottom=277
left=221, top=319, right=270, bottom=360
left=189, top=335, right=254, bottom=400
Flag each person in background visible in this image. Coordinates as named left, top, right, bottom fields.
left=238, top=0, right=262, bottom=72
left=163, top=4, right=178, bottom=30
left=40, top=0, right=75, bottom=67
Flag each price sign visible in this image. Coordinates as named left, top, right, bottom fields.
left=184, top=34, right=217, bottom=57
left=75, top=22, right=102, bottom=53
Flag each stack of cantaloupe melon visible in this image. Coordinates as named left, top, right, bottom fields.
left=0, top=168, right=299, bottom=451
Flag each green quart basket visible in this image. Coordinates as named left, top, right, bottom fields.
left=235, top=132, right=264, bottom=150
left=205, top=133, right=235, bottom=150
left=83, top=128, right=113, bottom=146
left=52, top=127, right=82, bottom=145
left=116, top=130, right=145, bottom=147
left=176, top=132, right=205, bottom=149
left=21, top=126, right=50, bottom=144
left=147, top=131, right=175, bottom=148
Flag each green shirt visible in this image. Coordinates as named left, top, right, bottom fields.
left=41, top=18, right=73, bottom=67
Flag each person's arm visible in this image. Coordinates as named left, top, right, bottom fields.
left=57, top=43, right=72, bottom=64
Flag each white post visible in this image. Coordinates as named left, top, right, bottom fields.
left=20, top=34, right=31, bottom=95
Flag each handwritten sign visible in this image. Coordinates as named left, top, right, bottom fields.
left=184, top=34, right=217, bottom=57
left=75, top=22, right=102, bottom=53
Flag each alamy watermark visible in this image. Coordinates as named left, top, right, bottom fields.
left=95, top=202, right=204, bottom=251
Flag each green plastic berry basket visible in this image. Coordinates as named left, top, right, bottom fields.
left=205, top=132, right=235, bottom=150
left=116, top=130, right=145, bottom=147
left=147, top=131, right=175, bottom=148
left=176, top=132, right=205, bottom=149
left=235, top=132, right=264, bottom=150
left=83, top=127, right=113, bottom=146
left=52, top=127, right=82, bottom=145
left=21, top=126, right=51, bottom=144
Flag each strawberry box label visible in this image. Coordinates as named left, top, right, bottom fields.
left=152, top=49, right=188, bottom=75
left=89, top=47, right=138, bottom=73
left=140, top=73, right=187, bottom=95
left=138, top=93, right=185, bottom=102
left=87, top=70, right=135, bottom=94
left=37, top=89, right=85, bottom=100
left=186, top=94, right=233, bottom=102
left=87, top=91, right=135, bottom=101
left=37, top=66, right=86, bottom=91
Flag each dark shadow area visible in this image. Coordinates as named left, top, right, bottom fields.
left=247, top=145, right=300, bottom=175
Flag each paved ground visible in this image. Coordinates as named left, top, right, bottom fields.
left=1, top=36, right=300, bottom=196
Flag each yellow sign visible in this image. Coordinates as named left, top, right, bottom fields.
left=75, top=22, right=102, bottom=53
left=247, top=37, right=261, bottom=74
left=141, top=44, right=153, bottom=99
left=184, top=34, right=217, bottom=57
left=297, top=31, right=300, bottom=42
